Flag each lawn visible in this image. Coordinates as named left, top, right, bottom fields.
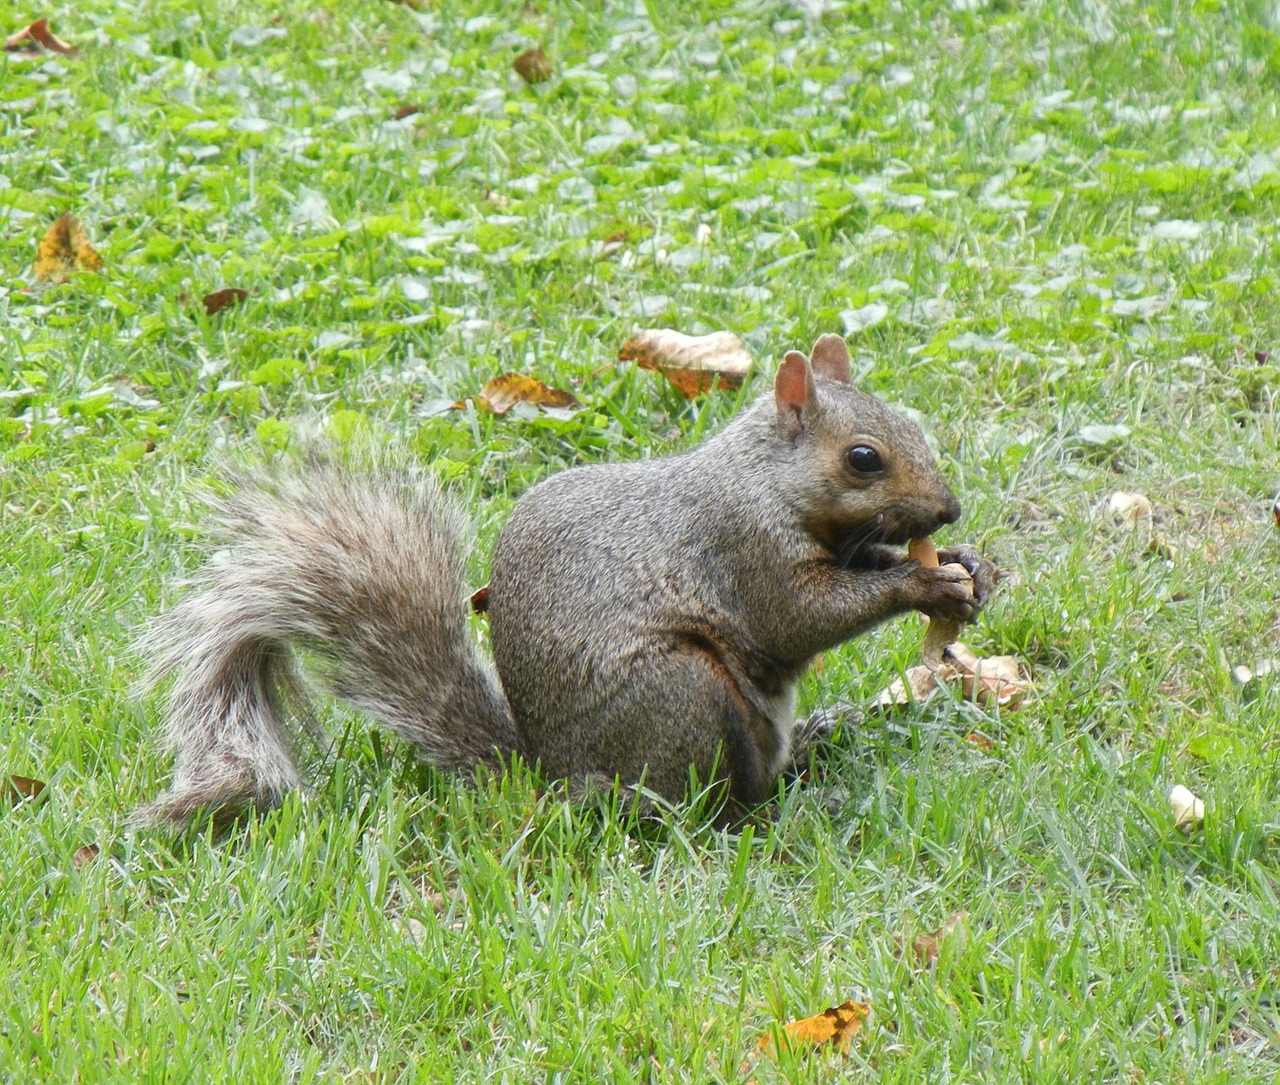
left=3, top=0, right=1280, bottom=1080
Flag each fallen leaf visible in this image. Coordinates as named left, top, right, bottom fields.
left=1105, top=490, right=1153, bottom=527
left=2, top=775, right=47, bottom=803
left=72, top=844, right=100, bottom=870
left=33, top=213, right=103, bottom=282
left=1169, top=784, right=1205, bottom=831
left=201, top=287, right=249, bottom=316
left=512, top=46, right=553, bottom=84
left=896, top=910, right=970, bottom=968
left=758, top=1001, right=869, bottom=1058
left=5, top=18, right=76, bottom=54
left=392, top=103, right=423, bottom=121
left=619, top=329, right=753, bottom=397
left=454, top=373, right=581, bottom=415
left=470, top=585, right=489, bottom=613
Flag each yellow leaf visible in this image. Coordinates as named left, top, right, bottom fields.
left=34, top=213, right=103, bottom=282
left=454, top=373, right=582, bottom=415
left=758, top=1000, right=869, bottom=1058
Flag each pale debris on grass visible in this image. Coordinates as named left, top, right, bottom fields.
left=1168, top=784, right=1205, bottom=831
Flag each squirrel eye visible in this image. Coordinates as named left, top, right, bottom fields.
left=845, top=445, right=883, bottom=474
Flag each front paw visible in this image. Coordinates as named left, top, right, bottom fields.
left=935, top=544, right=1000, bottom=607
left=904, top=561, right=981, bottom=623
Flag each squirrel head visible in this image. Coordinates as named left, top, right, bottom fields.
left=773, top=334, right=962, bottom=565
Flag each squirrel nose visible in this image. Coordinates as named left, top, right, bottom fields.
left=936, top=493, right=962, bottom=525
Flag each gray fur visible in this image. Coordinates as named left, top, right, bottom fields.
left=138, top=336, right=994, bottom=826
left=136, top=455, right=514, bottom=824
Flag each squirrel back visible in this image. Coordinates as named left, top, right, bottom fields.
left=137, top=334, right=989, bottom=825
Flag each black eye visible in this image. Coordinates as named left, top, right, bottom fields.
left=846, top=445, right=883, bottom=474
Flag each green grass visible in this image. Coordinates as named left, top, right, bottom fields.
left=4, top=0, right=1280, bottom=1079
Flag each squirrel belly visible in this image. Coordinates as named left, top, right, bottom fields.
left=136, top=334, right=993, bottom=826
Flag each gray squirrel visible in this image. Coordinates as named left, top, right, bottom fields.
left=136, top=333, right=998, bottom=826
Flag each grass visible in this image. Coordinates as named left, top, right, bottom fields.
left=4, top=0, right=1280, bottom=1079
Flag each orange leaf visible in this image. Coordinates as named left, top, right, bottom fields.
left=758, top=1000, right=868, bottom=1058
left=34, top=213, right=103, bottom=282
left=455, top=373, right=581, bottom=415
left=512, top=46, right=553, bottom=84
left=201, top=287, right=249, bottom=316
left=620, top=329, right=752, bottom=397
left=469, top=585, right=489, bottom=613
left=5, top=18, right=76, bottom=54
left=897, top=910, right=970, bottom=968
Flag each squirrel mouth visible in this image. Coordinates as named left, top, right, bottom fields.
left=828, top=512, right=939, bottom=570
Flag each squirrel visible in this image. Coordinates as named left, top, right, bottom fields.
left=136, top=333, right=998, bottom=826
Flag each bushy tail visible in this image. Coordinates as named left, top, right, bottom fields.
left=135, top=454, right=517, bottom=825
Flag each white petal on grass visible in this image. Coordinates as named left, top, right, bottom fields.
left=289, top=189, right=338, bottom=233
left=314, top=330, right=354, bottom=351
left=362, top=67, right=415, bottom=95
left=227, top=25, right=287, bottom=47
left=1232, top=153, right=1280, bottom=189
left=840, top=303, right=889, bottom=334
left=1111, top=296, right=1167, bottom=317
left=556, top=176, right=596, bottom=203
left=1150, top=219, right=1208, bottom=240
left=1010, top=133, right=1048, bottom=162
left=627, top=294, right=672, bottom=317
left=949, top=332, right=1018, bottom=353
left=400, top=276, right=432, bottom=302
left=228, top=116, right=272, bottom=133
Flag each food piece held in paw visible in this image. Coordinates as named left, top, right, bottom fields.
left=907, top=536, right=966, bottom=666
left=872, top=537, right=1028, bottom=710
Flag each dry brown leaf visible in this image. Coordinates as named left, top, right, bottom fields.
left=2, top=775, right=47, bottom=803
left=34, top=213, right=103, bottom=282
left=758, top=1001, right=868, bottom=1058
left=619, top=329, right=752, bottom=397
left=896, top=910, right=970, bottom=969
left=392, top=103, right=423, bottom=121
left=512, top=46, right=553, bottom=84
left=72, top=844, right=100, bottom=870
left=5, top=18, right=76, bottom=54
left=469, top=585, right=490, bottom=613
left=454, top=373, right=582, bottom=415
left=202, top=287, right=249, bottom=316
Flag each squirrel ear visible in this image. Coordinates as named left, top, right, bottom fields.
left=809, top=333, right=852, bottom=384
left=775, top=350, right=816, bottom=436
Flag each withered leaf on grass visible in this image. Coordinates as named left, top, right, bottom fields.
left=34, top=213, right=103, bottom=282
left=454, top=373, right=581, bottom=415
left=758, top=1000, right=869, bottom=1058
left=201, top=287, right=249, bottom=316
left=512, top=46, right=553, bottom=84
left=896, top=910, right=970, bottom=969
left=619, top=329, right=753, bottom=397
left=469, top=585, right=489, bottom=613
left=392, top=103, right=423, bottom=121
left=2, top=775, right=47, bottom=804
left=72, top=844, right=100, bottom=870
left=5, top=18, right=76, bottom=54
